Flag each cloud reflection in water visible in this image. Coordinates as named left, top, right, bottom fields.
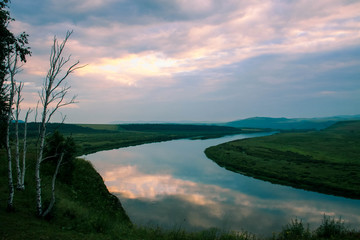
left=85, top=135, right=360, bottom=235
left=96, top=163, right=359, bottom=235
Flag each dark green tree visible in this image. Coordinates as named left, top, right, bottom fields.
left=44, top=131, right=77, bottom=183
left=0, top=0, right=12, bottom=148
left=0, top=0, right=30, bottom=148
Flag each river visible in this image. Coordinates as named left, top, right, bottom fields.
left=83, top=133, right=360, bottom=236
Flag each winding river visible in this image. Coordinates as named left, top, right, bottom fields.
left=83, top=133, right=360, bottom=236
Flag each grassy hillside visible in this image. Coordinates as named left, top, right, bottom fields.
left=205, top=121, right=360, bottom=199
left=0, top=154, right=131, bottom=240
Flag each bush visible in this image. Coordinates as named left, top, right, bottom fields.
left=277, top=218, right=311, bottom=240
left=44, top=130, right=77, bottom=184
left=315, top=215, right=347, bottom=238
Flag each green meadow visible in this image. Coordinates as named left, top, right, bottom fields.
left=1, top=122, right=360, bottom=239
left=205, top=120, right=360, bottom=199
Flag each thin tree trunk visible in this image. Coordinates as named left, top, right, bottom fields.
left=42, top=152, right=64, bottom=217
left=20, top=108, right=31, bottom=190
left=15, top=83, right=23, bottom=189
left=5, top=88, right=14, bottom=211
left=6, top=131, right=14, bottom=211
left=5, top=51, right=17, bottom=211
left=15, top=112, right=21, bottom=188
left=36, top=112, right=47, bottom=216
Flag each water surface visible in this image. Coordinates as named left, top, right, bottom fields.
left=84, top=133, right=360, bottom=235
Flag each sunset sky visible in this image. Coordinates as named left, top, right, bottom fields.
left=9, top=0, right=360, bottom=123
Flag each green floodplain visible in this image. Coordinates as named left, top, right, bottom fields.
left=1, top=122, right=360, bottom=239
left=205, top=120, right=360, bottom=200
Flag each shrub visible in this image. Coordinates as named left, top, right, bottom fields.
left=44, top=130, right=77, bottom=184
left=277, top=218, right=311, bottom=240
left=315, top=215, right=347, bottom=238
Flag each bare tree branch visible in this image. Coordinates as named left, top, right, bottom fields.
left=42, top=152, right=64, bottom=217
left=35, top=30, right=84, bottom=216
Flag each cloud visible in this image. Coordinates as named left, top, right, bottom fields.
left=49, top=0, right=118, bottom=13
left=78, top=52, right=179, bottom=86
left=14, top=0, right=360, bottom=71
left=9, top=0, right=360, bottom=122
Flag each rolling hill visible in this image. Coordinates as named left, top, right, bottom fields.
left=224, top=115, right=360, bottom=130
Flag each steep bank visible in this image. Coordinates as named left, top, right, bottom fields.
left=0, top=153, right=131, bottom=240
left=205, top=121, right=360, bottom=199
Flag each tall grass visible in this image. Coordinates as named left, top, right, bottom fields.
left=272, top=215, right=359, bottom=240
left=275, top=218, right=311, bottom=240
left=315, top=215, right=347, bottom=238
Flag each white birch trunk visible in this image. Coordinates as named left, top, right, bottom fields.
left=42, top=152, right=64, bottom=217
left=6, top=124, right=14, bottom=211
left=15, top=114, right=21, bottom=188
left=15, top=83, right=22, bottom=189
left=20, top=108, right=31, bottom=190
left=36, top=108, right=47, bottom=216
left=5, top=100, right=14, bottom=210
left=5, top=51, right=17, bottom=211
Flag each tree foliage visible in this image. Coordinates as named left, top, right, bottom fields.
left=0, top=0, right=12, bottom=148
left=44, top=131, right=77, bottom=184
left=0, top=0, right=30, bottom=141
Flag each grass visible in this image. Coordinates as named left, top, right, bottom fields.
left=272, top=215, right=360, bottom=240
left=1, top=122, right=360, bottom=239
left=205, top=120, right=360, bottom=199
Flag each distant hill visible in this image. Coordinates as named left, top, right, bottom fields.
left=225, top=115, right=360, bottom=130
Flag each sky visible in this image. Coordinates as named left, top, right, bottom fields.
left=8, top=0, right=360, bottom=123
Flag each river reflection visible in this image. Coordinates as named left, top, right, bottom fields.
left=83, top=133, right=360, bottom=235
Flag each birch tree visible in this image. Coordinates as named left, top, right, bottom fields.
left=14, top=82, right=23, bottom=189
left=1, top=0, right=30, bottom=211
left=20, top=107, right=32, bottom=190
left=4, top=34, right=30, bottom=210
left=35, top=30, right=82, bottom=216
left=42, top=152, right=64, bottom=217
left=14, top=83, right=31, bottom=190
left=4, top=49, right=16, bottom=210
left=42, top=130, right=77, bottom=217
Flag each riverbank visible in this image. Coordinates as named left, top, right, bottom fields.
left=16, top=122, right=249, bottom=155
left=205, top=120, right=360, bottom=199
left=74, top=123, right=256, bottom=155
